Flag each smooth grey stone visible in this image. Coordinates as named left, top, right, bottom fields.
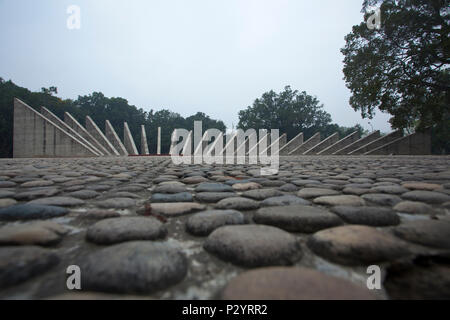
left=153, top=184, right=187, bottom=194
left=331, top=206, right=400, bottom=226
left=86, top=217, right=167, bottom=244
left=307, top=225, right=411, bottom=266
left=80, top=241, right=187, bottom=294
left=14, top=187, right=60, bottom=200
left=361, top=193, right=402, bottom=206
left=186, top=210, right=245, bottom=236
left=241, top=188, right=283, bottom=200
left=0, top=204, right=69, bottom=221
left=195, top=183, right=234, bottom=193
left=393, top=220, right=450, bottom=249
left=401, top=191, right=450, bottom=204
left=195, top=192, right=237, bottom=203
left=150, top=192, right=193, bottom=203
left=254, top=205, right=342, bottom=233
left=204, top=225, right=302, bottom=267
left=67, top=190, right=100, bottom=199
left=260, top=195, right=310, bottom=207
left=0, top=246, right=59, bottom=288
left=215, top=197, right=260, bottom=210
left=28, top=196, right=85, bottom=207
left=96, top=198, right=136, bottom=209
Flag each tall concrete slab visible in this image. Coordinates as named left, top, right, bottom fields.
left=261, top=133, right=287, bottom=155
left=333, top=131, right=381, bottom=155
left=141, top=125, right=149, bottom=155
left=304, top=132, right=339, bottom=155
left=220, top=132, right=237, bottom=163
left=13, top=98, right=98, bottom=158
left=182, top=131, right=193, bottom=156
left=289, top=133, right=321, bottom=155
left=318, top=131, right=359, bottom=155
left=366, top=130, right=431, bottom=155
left=280, top=133, right=303, bottom=155
left=64, top=112, right=111, bottom=156
left=85, top=116, right=120, bottom=156
left=247, top=131, right=270, bottom=156
left=123, top=122, right=138, bottom=155
left=41, top=107, right=103, bottom=156
left=157, top=127, right=161, bottom=155
left=105, top=120, right=128, bottom=156
left=349, top=130, right=403, bottom=155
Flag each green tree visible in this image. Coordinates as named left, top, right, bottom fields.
left=238, top=86, right=334, bottom=140
left=341, top=0, right=449, bottom=152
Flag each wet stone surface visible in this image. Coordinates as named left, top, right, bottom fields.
left=0, top=155, right=449, bottom=299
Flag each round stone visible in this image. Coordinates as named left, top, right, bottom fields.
left=195, top=183, right=234, bottom=193
left=0, top=221, right=68, bottom=246
left=401, top=191, right=450, bottom=204
left=195, top=192, right=237, bottom=203
left=343, top=187, right=375, bottom=195
left=260, top=195, right=310, bottom=207
left=393, top=220, right=450, bottom=249
left=14, top=188, right=60, bottom=201
left=215, top=197, right=260, bottom=210
left=86, top=217, right=167, bottom=244
left=393, top=201, right=433, bottom=215
left=371, top=185, right=409, bottom=194
left=254, top=205, right=342, bottom=233
left=80, top=241, right=187, bottom=294
left=221, top=267, right=375, bottom=300
left=0, top=246, right=59, bottom=288
left=241, top=188, right=283, bottom=200
left=83, top=210, right=121, bottom=219
left=277, top=183, right=298, bottom=192
left=331, top=206, right=400, bottom=226
left=361, top=193, right=402, bottom=206
left=292, top=180, right=321, bottom=186
left=96, top=198, right=136, bottom=209
left=20, top=180, right=54, bottom=188
left=204, top=225, right=302, bottom=267
left=307, top=225, right=411, bottom=265
left=0, top=204, right=69, bottom=221
left=0, top=198, right=17, bottom=208
left=186, top=210, right=245, bottom=236
left=0, top=181, right=17, bottom=188
left=313, top=195, right=365, bottom=206
left=402, top=182, right=443, bottom=191
left=297, top=188, right=340, bottom=199
left=0, top=190, right=15, bottom=199
left=232, top=182, right=262, bottom=191
left=142, top=203, right=206, bottom=217
left=28, top=196, right=85, bottom=207
left=152, top=184, right=187, bottom=194
left=150, top=192, right=193, bottom=203
left=67, top=190, right=100, bottom=199
left=181, top=176, right=209, bottom=184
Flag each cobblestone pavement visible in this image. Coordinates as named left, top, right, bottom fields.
left=0, top=156, right=449, bottom=300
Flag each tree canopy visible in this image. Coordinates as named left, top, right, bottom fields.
left=237, top=86, right=366, bottom=140
left=342, top=0, right=449, bottom=152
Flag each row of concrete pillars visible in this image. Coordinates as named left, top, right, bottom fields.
left=12, top=98, right=431, bottom=158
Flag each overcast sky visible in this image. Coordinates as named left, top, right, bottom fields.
left=0, top=0, right=392, bottom=133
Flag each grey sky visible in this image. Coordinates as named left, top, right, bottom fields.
left=0, top=0, right=392, bottom=133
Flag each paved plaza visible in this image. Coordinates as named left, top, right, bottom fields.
left=0, top=155, right=449, bottom=299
